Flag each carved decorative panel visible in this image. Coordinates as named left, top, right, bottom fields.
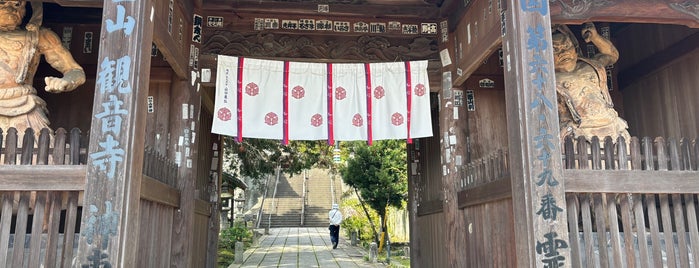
left=202, top=31, right=439, bottom=61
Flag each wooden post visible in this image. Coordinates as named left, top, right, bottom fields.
left=168, top=76, right=199, bottom=267
left=165, top=5, right=204, bottom=266
left=206, top=137, right=223, bottom=268
left=77, top=0, right=154, bottom=266
left=407, top=142, right=422, bottom=263
left=438, top=20, right=467, bottom=267
left=438, top=88, right=468, bottom=267
left=502, top=0, right=570, bottom=267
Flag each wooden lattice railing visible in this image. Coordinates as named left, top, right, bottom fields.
left=0, top=127, right=178, bottom=186
left=143, top=147, right=179, bottom=188
left=459, top=150, right=509, bottom=190
left=564, top=136, right=699, bottom=267
left=0, top=128, right=86, bottom=165
left=0, top=128, right=85, bottom=267
left=0, top=127, right=181, bottom=267
left=455, top=136, right=699, bottom=267
left=562, top=135, right=698, bottom=171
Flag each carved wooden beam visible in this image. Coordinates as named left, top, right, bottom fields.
left=443, top=0, right=698, bottom=37
left=202, top=12, right=439, bottom=39
left=203, top=0, right=440, bottom=19
left=201, top=31, right=439, bottom=61
left=550, top=0, right=699, bottom=28
left=619, top=31, right=699, bottom=89
left=199, top=31, right=442, bottom=90
left=198, top=53, right=442, bottom=92
left=46, top=0, right=699, bottom=29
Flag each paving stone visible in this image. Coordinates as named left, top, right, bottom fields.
left=228, top=227, right=385, bottom=268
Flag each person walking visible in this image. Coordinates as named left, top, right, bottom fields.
left=328, top=203, right=343, bottom=249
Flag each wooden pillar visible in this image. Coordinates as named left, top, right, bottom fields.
left=206, top=136, right=223, bottom=268
left=77, top=0, right=154, bottom=266
left=407, top=141, right=422, bottom=264
left=165, top=5, right=204, bottom=266
left=502, top=0, right=570, bottom=266
left=439, top=32, right=468, bottom=266
left=168, top=76, right=200, bottom=267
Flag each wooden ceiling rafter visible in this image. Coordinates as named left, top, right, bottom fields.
left=550, top=0, right=699, bottom=28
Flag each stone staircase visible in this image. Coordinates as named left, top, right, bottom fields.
left=258, top=168, right=342, bottom=228
left=303, top=169, right=342, bottom=227
left=259, top=172, right=304, bottom=228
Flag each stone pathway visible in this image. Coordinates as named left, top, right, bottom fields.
left=228, top=227, right=384, bottom=268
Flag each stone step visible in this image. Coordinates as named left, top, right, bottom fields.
left=260, top=168, right=343, bottom=228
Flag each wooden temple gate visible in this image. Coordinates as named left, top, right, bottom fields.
left=0, top=0, right=221, bottom=267
left=0, top=0, right=695, bottom=267
left=409, top=0, right=699, bottom=267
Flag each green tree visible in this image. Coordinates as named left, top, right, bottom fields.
left=339, top=140, right=407, bottom=246
left=222, top=137, right=333, bottom=187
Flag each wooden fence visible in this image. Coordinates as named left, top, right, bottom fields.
left=0, top=128, right=86, bottom=165
left=457, top=149, right=514, bottom=267
left=0, top=128, right=85, bottom=267
left=460, top=150, right=509, bottom=189
left=452, top=135, right=699, bottom=267
left=143, top=147, right=179, bottom=188
left=564, top=136, right=699, bottom=267
left=0, top=127, right=181, bottom=267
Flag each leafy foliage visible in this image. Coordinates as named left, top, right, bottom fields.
left=217, top=221, right=253, bottom=267
left=217, top=250, right=234, bottom=268
left=219, top=221, right=253, bottom=250
left=222, top=137, right=334, bottom=187
left=339, top=140, right=407, bottom=226
left=340, top=198, right=380, bottom=244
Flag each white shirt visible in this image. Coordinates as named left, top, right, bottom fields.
left=328, top=208, right=343, bottom=226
